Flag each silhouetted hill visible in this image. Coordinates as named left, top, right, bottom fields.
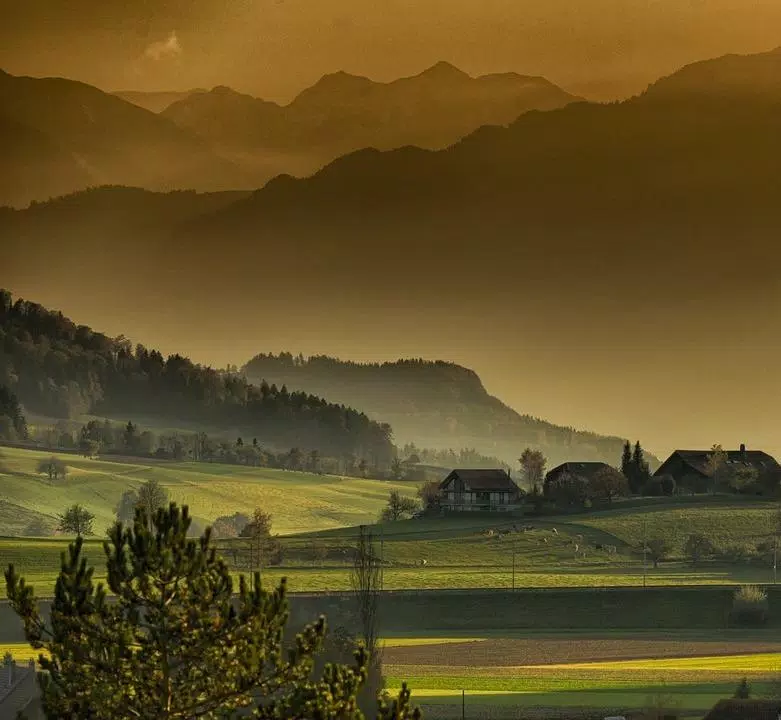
left=242, top=354, right=646, bottom=468
left=160, top=63, right=578, bottom=181
left=113, top=89, right=206, bottom=113
left=0, top=291, right=394, bottom=461
left=175, top=45, right=781, bottom=292
left=641, top=46, right=781, bottom=101
left=0, top=70, right=251, bottom=207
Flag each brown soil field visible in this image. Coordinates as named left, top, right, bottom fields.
left=383, top=637, right=781, bottom=667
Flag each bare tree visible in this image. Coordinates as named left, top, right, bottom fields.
left=350, top=525, right=384, bottom=711
left=518, top=448, right=546, bottom=492
left=351, top=526, right=382, bottom=658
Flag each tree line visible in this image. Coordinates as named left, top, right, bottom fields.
left=0, top=290, right=394, bottom=464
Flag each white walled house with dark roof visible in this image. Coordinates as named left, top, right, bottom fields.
left=439, top=469, right=520, bottom=512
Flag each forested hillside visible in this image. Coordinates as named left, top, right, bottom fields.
left=242, top=354, right=643, bottom=468
left=0, top=292, right=394, bottom=463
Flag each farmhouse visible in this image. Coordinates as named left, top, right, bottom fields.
left=544, top=461, right=614, bottom=487
left=653, top=444, right=780, bottom=490
left=439, top=468, right=520, bottom=512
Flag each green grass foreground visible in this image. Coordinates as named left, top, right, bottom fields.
left=2, top=445, right=781, bottom=597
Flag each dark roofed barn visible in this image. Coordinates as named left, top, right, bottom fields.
left=439, top=469, right=520, bottom=512
left=654, top=444, right=780, bottom=493
left=545, top=461, right=615, bottom=487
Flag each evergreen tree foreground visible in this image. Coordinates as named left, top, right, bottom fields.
left=5, top=503, right=420, bottom=720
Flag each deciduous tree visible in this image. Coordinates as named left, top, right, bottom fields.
left=518, top=448, right=546, bottom=492
left=417, top=481, right=441, bottom=514
left=36, top=456, right=68, bottom=483
left=56, top=504, right=95, bottom=537
left=643, top=536, right=671, bottom=569
left=380, top=491, right=418, bottom=522
left=588, top=467, right=629, bottom=505
left=136, top=479, right=169, bottom=531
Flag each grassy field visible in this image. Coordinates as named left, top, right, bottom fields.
left=0, top=445, right=415, bottom=536
left=5, top=632, right=777, bottom=718
left=382, top=633, right=781, bottom=718
left=2, top=445, right=780, bottom=596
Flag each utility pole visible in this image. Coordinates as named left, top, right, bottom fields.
left=512, top=539, right=516, bottom=591
left=380, top=526, right=385, bottom=591
left=642, top=517, right=648, bottom=589
left=462, top=689, right=465, bottom=720
left=774, top=533, right=778, bottom=586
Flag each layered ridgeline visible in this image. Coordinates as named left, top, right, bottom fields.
left=243, top=354, right=640, bottom=468
left=160, top=62, right=577, bottom=179
left=0, top=70, right=251, bottom=208
left=0, top=291, right=394, bottom=463
left=0, top=64, right=576, bottom=208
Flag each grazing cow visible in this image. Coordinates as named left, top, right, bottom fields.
left=421, top=559, right=428, bottom=567
left=551, top=527, right=558, bottom=535
left=574, top=543, right=579, bottom=553
left=542, top=537, right=549, bottom=544
left=606, top=545, right=617, bottom=556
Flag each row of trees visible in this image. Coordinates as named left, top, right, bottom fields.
left=32, top=418, right=381, bottom=478
left=0, top=291, right=394, bottom=464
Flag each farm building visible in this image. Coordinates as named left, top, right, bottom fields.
left=544, top=461, right=615, bottom=487
left=653, top=444, right=780, bottom=491
left=439, top=468, right=520, bottom=512
left=703, top=698, right=781, bottom=719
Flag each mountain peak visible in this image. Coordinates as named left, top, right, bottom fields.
left=418, top=61, right=471, bottom=81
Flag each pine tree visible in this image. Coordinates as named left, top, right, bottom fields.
left=5, top=503, right=421, bottom=720
left=621, top=441, right=632, bottom=477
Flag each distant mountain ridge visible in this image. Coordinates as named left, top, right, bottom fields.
left=0, top=70, right=251, bottom=208
left=113, top=89, right=206, bottom=113
left=160, top=61, right=578, bottom=181
left=242, top=354, right=650, bottom=469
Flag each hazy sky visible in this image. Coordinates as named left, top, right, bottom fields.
left=4, top=0, right=781, bottom=461
left=3, top=0, right=781, bottom=101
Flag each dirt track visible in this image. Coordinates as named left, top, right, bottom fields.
left=384, top=637, right=781, bottom=666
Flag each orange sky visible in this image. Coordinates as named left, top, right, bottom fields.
left=2, top=0, right=781, bottom=101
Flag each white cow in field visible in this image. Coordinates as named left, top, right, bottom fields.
left=421, top=559, right=428, bottom=567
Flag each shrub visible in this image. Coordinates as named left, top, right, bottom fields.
left=734, top=677, right=751, bottom=699
left=730, top=585, right=769, bottom=626
left=719, top=542, right=759, bottom=564
left=684, top=533, right=716, bottom=565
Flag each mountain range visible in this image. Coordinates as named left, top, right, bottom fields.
left=242, top=354, right=649, bottom=468
left=5, top=47, right=781, bottom=458
left=0, top=70, right=250, bottom=208
left=160, top=62, right=577, bottom=176
left=0, top=63, right=577, bottom=207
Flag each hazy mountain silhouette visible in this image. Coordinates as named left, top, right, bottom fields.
left=242, top=354, right=648, bottom=467
left=0, top=70, right=251, bottom=207
left=113, top=89, right=206, bottom=113
left=160, top=62, right=578, bottom=179
left=641, top=45, right=781, bottom=101
left=4, top=47, right=781, bottom=459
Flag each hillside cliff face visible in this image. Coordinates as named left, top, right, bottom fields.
left=242, top=354, right=648, bottom=468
